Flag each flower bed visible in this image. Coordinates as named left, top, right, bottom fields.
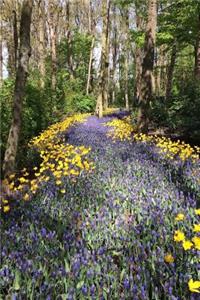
left=1, top=113, right=200, bottom=299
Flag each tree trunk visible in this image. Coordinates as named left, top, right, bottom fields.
left=66, top=0, right=74, bottom=79
left=103, top=0, right=111, bottom=110
left=86, top=0, right=94, bottom=95
left=134, top=12, right=143, bottom=102
left=111, top=3, right=117, bottom=104
left=154, top=47, right=161, bottom=96
left=13, top=9, right=18, bottom=71
left=95, top=0, right=110, bottom=117
left=0, top=17, right=3, bottom=87
left=137, top=0, right=157, bottom=133
left=194, top=12, right=200, bottom=80
left=86, top=36, right=95, bottom=95
left=124, top=8, right=129, bottom=110
left=3, top=0, right=33, bottom=178
left=49, top=1, right=57, bottom=89
left=165, top=42, right=177, bottom=100
left=7, top=23, right=16, bottom=77
left=38, top=0, right=46, bottom=88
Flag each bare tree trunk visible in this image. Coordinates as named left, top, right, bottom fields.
left=194, top=12, right=200, bottom=80
left=124, top=8, right=129, bottom=110
left=166, top=41, right=177, bottom=100
left=86, top=0, right=94, bottom=95
left=103, top=0, right=111, bottom=110
left=134, top=13, right=143, bottom=102
left=48, top=1, right=57, bottom=90
left=66, top=0, right=73, bottom=79
left=3, top=0, right=33, bottom=178
left=13, top=9, right=18, bottom=71
left=38, top=0, right=46, bottom=88
left=137, top=0, right=157, bottom=133
left=0, top=17, right=3, bottom=87
left=154, top=47, right=161, bottom=96
left=125, top=54, right=129, bottom=110
left=86, top=37, right=94, bottom=95
left=95, top=0, right=110, bottom=117
left=7, top=23, right=16, bottom=77
left=111, top=3, right=117, bottom=104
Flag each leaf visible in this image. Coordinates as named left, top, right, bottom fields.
left=13, top=270, right=20, bottom=291
left=120, top=268, right=126, bottom=282
left=76, top=280, right=84, bottom=289
left=64, top=259, right=70, bottom=273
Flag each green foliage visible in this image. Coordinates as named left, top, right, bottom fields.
left=150, top=81, right=200, bottom=144
left=168, top=82, right=200, bottom=139
left=0, top=79, right=14, bottom=157
left=58, top=31, right=92, bottom=87
left=130, top=29, right=145, bottom=47
left=72, top=94, right=96, bottom=113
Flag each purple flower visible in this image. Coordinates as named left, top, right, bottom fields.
left=123, top=278, right=130, bottom=289
left=41, top=228, right=47, bottom=237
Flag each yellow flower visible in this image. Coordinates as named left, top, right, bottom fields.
left=182, top=240, right=193, bottom=250
left=3, top=205, right=10, bottom=213
left=23, top=193, right=30, bottom=201
left=175, top=213, right=185, bottom=221
left=2, top=199, right=8, bottom=204
left=60, top=189, right=66, bottom=194
left=174, top=230, right=185, bottom=242
left=188, top=279, right=200, bottom=293
left=193, top=224, right=200, bottom=232
left=164, top=253, right=174, bottom=263
left=195, top=209, right=200, bottom=215
left=9, top=174, right=15, bottom=179
left=56, top=180, right=62, bottom=185
left=192, top=236, right=200, bottom=250
left=19, top=177, right=26, bottom=183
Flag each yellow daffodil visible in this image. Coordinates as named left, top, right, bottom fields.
left=23, top=193, right=30, bottom=201
left=192, top=236, right=200, bottom=250
left=175, top=213, right=185, bottom=222
left=182, top=240, right=193, bottom=250
left=164, top=253, right=174, bottom=263
left=174, top=230, right=185, bottom=242
left=193, top=224, right=200, bottom=232
left=3, top=205, right=10, bottom=213
left=195, top=209, right=200, bottom=215
left=56, top=180, right=62, bottom=185
left=188, top=279, right=200, bottom=293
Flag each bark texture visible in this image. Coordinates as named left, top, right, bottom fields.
left=38, top=0, right=46, bottom=88
left=134, top=12, right=143, bottom=102
left=137, top=0, right=157, bottom=133
left=166, top=41, right=177, bottom=100
left=48, top=1, right=57, bottom=89
left=195, top=12, right=200, bottom=80
left=95, top=0, right=110, bottom=117
left=0, top=18, right=3, bottom=87
left=3, top=0, right=33, bottom=178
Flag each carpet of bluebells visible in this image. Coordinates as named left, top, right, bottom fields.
left=1, top=111, right=200, bottom=299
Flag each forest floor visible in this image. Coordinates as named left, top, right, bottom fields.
left=1, top=112, right=200, bottom=299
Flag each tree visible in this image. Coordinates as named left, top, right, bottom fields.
left=137, top=0, right=157, bottom=133
left=194, top=11, right=200, bottom=80
left=3, top=0, right=33, bottom=177
left=48, top=0, right=58, bottom=90
left=0, top=14, right=3, bottom=88
left=38, top=0, right=46, bottom=88
left=165, top=40, right=177, bottom=100
left=86, top=0, right=95, bottom=95
left=95, top=0, right=110, bottom=117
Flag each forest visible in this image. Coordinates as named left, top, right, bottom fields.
left=0, top=0, right=200, bottom=299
